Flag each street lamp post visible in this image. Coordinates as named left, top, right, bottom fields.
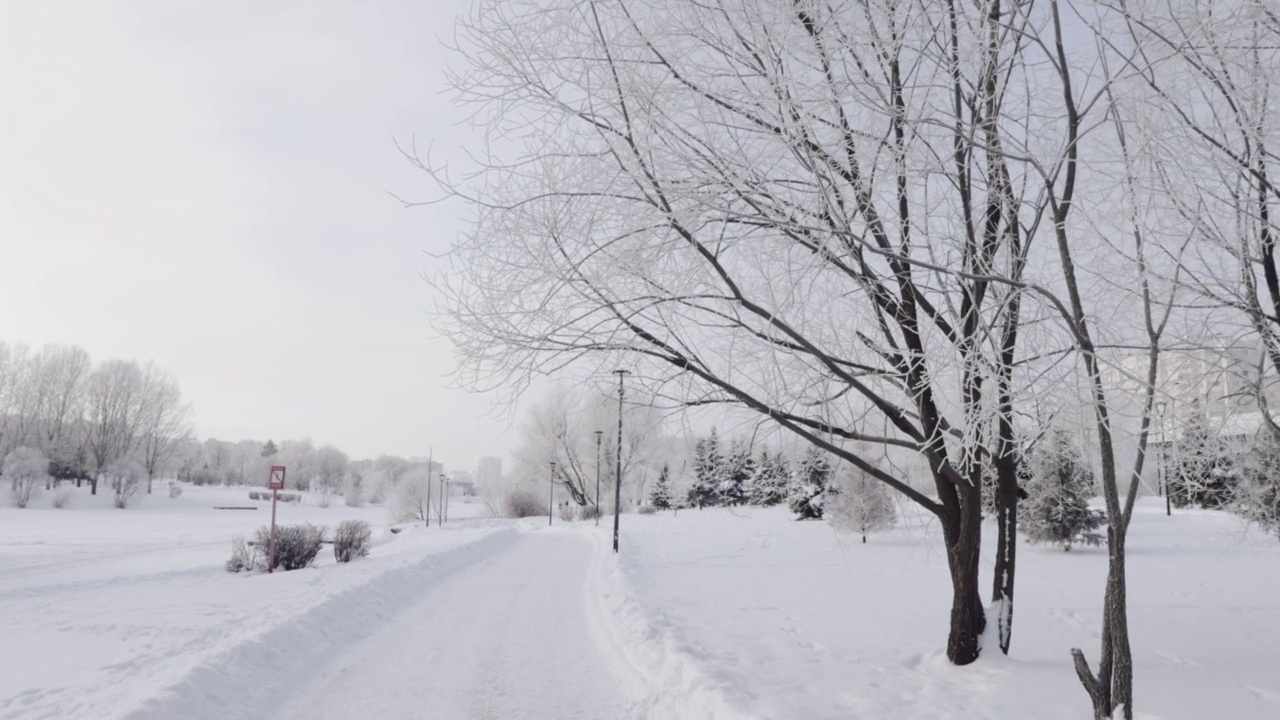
left=612, top=370, right=630, bottom=553
left=441, top=474, right=450, bottom=524
left=594, top=430, right=603, bottom=527
left=1157, top=401, right=1171, bottom=516
left=548, top=461, right=556, bottom=527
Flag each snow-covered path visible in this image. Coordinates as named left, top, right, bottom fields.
left=271, top=532, right=641, bottom=720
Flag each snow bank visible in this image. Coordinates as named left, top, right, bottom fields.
left=585, top=529, right=758, bottom=720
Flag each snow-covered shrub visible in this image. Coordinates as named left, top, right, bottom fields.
left=333, top=520, right=372, bottom=563
left=503, top=489, right=543, bottom=518
left=190, top=468, right=219, bottom=486
left=342, top=472, right=363, bottom=507
left=828, top=467, right=897, bottom=542
left=1022, top=430, right=1104, bottom=550
left=393, top=469, right=433, bottom=522
left=225, top=536, right=257, bottom=573
left=168, top=481, right=183, bottom=499
left=313, top=480, right=340, bottom=508
left=558, top=501, right=576, bottom=522
left=788, top=446, right=833, bottom=520
left=106, top=457, right=145, bottom=509
left=51, top=485, right=72, bottom=508
left=254, top=523, right=326, bottom=571
left=579, top=503, right=601, bottom=521
left=637, top=504, right=657, bottom=515
left=4, top=446, right=50, bottom=509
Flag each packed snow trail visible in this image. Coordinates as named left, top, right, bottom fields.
left=271, top=532, right=641, bottom=720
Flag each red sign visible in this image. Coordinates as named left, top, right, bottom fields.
left=268, top=465, right=287, bottom=490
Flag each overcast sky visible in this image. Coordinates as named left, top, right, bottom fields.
left=0, top=0, right=516, bottom=469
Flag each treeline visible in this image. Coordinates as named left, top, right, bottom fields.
left=0, top=341, right=190, bottom=503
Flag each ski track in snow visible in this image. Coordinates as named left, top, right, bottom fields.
left=269, top=532, right=641, bottom=720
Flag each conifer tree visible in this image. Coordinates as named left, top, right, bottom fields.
left=748, top=450, right=788, bottom=506
left=1022, top=430, right=1104, bottom=551
left=1168, top=406, right=1238, bottom=510
left=687, top=428, right=723, bottom=509
left=650, top=462, right=673, bottom=510
left=788, top=446, right=831, bottom=520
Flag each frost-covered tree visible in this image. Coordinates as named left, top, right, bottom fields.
left=1236, top=429, right=1280, bottom=538
left=718, top=438, right=753, bottom=506
left=393, top=467, right=434, bottom=523
left=1169, top=408, right=1238, bottom=510
left=829, top=465, right=897, bottom=542
left=649, top=462, right=673, bottom=510
left=788, top=447, right=832, bottom=520
left=4, top=446, right=49, bottom=509
left=747, top=450, right=788, bottom=507
left=1022, top=431, right=1103, bottom=551
left=687, top=429, right=723, bottom=509
left=106, top=456, right=145, bottom=509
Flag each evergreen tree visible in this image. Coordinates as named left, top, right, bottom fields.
left=747, top=449, right=788, bottom=506
left=687, top=428, right=723, bottom=508
left=788, top=446, right=832, bottom=520
left=1238, top=430, right=1280, bottom=537
left=1168, top=406, right=1239, bottom=509
left=1022, top=430, right=1104, bottom=550
left=650, top=463, right=674, bottom=509
left=261, top=439, right=278, bottom=458
left=717, top=437, right=752, bottom=506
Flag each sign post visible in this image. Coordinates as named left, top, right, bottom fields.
left=267, top=465, right=286, bottom=573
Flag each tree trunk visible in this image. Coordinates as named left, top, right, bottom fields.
left=941, top=490, right=986, bottom=665
left=990, top=453, right=1019, bottom=654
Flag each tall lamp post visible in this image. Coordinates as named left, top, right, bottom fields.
left=612, top=370, right=629, bottom=553
left=440, top=474, right=450, bottom=524
left=594, top=430, right=603, bottom=527
left=548, top=461, right=556, bottom=527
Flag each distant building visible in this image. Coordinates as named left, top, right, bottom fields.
left=475, top=456, right=503, bottom=489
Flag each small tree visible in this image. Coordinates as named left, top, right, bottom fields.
left=106, top=457, right=145, bottom=509
left=649, top=463, right=673, bottom=509
left=1022, top=431, right=1104, bottom=551
left=788, top=446, right=832, bottom=520
left=4, top=446, right=50, bottom=509
left=1169, top=408, right=1238, bottom=510
left=393, top=469, right=433, bottom=522
left=829, top=466, right=897, bottom=542
left=261, top=439, right=278, bottom=458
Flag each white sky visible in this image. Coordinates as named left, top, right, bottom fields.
left=0, top=0, right=516, bottom=468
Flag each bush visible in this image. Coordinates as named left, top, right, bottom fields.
left=51, top=486, right=73, bottom=509
left=168, top=481, right=183, bottom=499
left=558, top=501, right=576, bottom=522
left=253, top=523, right=325, bottom=571
left=503, top=489, right=544, bottom=518
left=190, top=468, right=220, bottom=486
left=579, top=504, right=601, bottom=521
left=333, top=520, right=372, bottom=563
left=107, top=457, right=145, bottom=509
left=4, top=446, right=49, bottom=509
left=226, top=536, right=256, bottom=573
left=637, top=504, right=657, bottom=515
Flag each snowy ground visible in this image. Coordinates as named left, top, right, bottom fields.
left=2, top=487, right=1277, bottom=719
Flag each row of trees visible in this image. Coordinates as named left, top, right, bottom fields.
left=0, top=341, right=191, bottom=496
left=428, top=1, right=1280, bottom=715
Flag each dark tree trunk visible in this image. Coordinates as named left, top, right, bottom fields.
left=940, top=488, right=986, bottom=665
left=990, top=452, right=1019, bottom=654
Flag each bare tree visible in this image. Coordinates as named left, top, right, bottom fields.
left=137, top=364, right=192, bottom=493
left=84, top=359, right=146, bottom=495
left=431, top=0, right=1089, bottom=664
left=32, top=345, right=92, bottom=463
